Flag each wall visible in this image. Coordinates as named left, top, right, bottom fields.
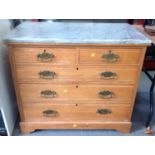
left=0, top=19, right=17, bottom=135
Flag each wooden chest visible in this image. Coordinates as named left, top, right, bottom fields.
left=8, top=43, right=147, bottom=133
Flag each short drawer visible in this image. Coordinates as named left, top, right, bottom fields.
left=23, top=104, right=131, bottom=121
left=79, top=48, right=142, bottom=64
left=19, top=84, right=134, bottom=103
left=12, top=47, right=77, bottom=64
left=16, top=65, right=138, bottom=84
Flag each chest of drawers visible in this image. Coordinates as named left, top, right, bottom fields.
left=7, top=44, right=146, bottom=133
left=4, top=22, right=151, bottom=133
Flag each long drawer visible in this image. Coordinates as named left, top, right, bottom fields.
left=12, top=47, right=77, bottom=64
left=79, top=48, right=142, bottom=65
left=23, top=104, right=131, bottom=121
left=16, top=65, right=138, bottom=84
left=18, top=84, right=134, bottom=103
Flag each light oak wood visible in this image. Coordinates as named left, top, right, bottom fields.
left=18, top=84, right=134, bottom=103
left=16, top=65, right=138, bottom=84
left=79, top=48, right=142, bottom=65
left=23, top=104, right=131, bottom=122
left=8, top=46, right=25, bottom=120
left=12, top=47, right=78, bottom=64
left=20, top=121, right=132, bottom=133
left=7, top=44, right=148, bottom=133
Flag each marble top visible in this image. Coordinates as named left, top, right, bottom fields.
left=3, top=22, right=151, bottom=45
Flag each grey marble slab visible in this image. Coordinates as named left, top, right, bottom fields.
left=3, top=22, right=151, bottom=44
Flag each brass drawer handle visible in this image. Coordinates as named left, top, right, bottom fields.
left=41, top=90, right=57, bottom=98
left=99, top=90, right=114, bottom=99
left=37, top=50, right=55, bottom=62
left=102, top=51, right=120, bottom=63
left=97, top=109, right=112, bottom=115
left=43, top=110, right=58, bottom=117
left=39, top=71, right=56, bottom=79
left=100, top=71, right=117, bottom=80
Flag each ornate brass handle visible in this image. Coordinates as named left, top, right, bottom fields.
left=41, top=90, right=57, bottom=98
left=39, top=71, right=56, bottom=79
left=99, top=90, right=114, bottom=99
left=97, top=109, right=112, bottom=115
left=43, top=109, right=58, bottom=117
left=102, top=51, right=120, bottom=63
left=100, top=71, right=117, bottom=80
left=37, top=50, right=55, bottom=62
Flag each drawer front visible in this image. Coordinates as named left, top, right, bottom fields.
left=23, top=104, right=131, bottom=121
left=79, top=48, right=142, bottom=64
left=12, top=47, right=77, bottom=64
left=16, top=66, right=78, bottom=83
left=16, top=66, right=138, bottom=84
left=19, top=84, right=134, bottom=103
